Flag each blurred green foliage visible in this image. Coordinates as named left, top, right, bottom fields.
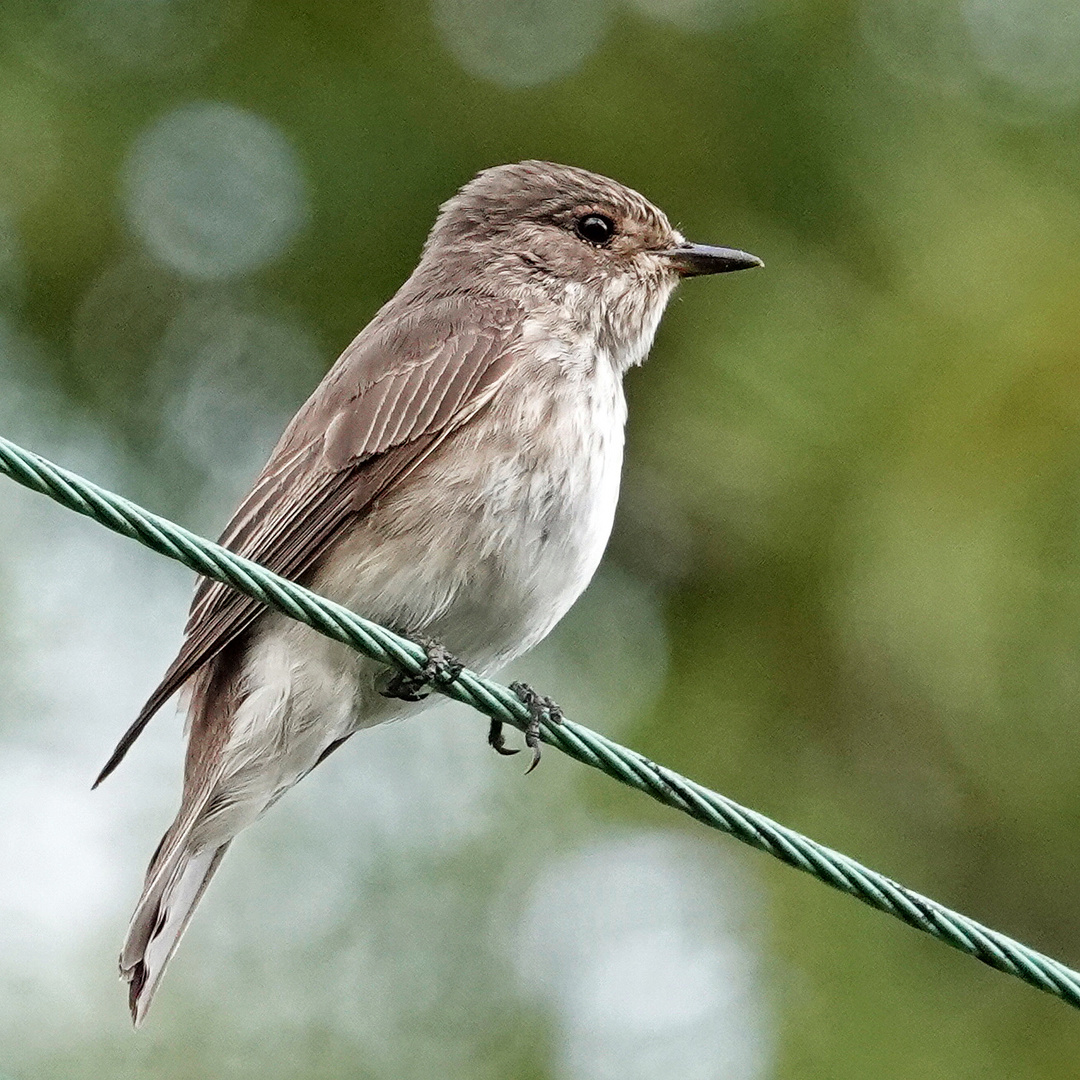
left=3, top=0, right=1080, bottom=1076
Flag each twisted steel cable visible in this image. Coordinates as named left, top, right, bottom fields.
left=2, top=431, right=1079, bottom=1009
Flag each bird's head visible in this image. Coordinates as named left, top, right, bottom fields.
left=420, top=160, right=762, bottom=364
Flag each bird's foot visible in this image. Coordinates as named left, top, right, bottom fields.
left=488, top=682, right=564, bottom=774
left=380, top=637, right=464, bottom=702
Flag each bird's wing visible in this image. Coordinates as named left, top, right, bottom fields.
left=95, top=295, right=522, bottom=785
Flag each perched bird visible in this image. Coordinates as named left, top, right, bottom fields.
left=97, top=160, right=761, bottom=1024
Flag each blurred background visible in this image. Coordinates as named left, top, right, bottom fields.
left=1, top=0, right=1080, bottom=1075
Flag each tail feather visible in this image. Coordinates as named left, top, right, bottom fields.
left=122, top=839, right=230, bottom=1026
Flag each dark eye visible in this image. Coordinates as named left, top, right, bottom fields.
left=574, top=214, right=616, bottom=246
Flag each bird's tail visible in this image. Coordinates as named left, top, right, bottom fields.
left=120, top=814, right=231, bottom=1027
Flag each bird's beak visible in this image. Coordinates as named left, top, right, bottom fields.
left=662, top=243, right=763, bottom=277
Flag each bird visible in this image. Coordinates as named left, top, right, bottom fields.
left=96, top=160, right=762, bottom=1024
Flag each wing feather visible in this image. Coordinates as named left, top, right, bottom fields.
left=94, top=295, right=522, bottom=785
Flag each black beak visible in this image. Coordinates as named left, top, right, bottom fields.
left=662, top=243, right=763, bottom=277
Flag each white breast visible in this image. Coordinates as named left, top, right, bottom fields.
left=414, top=327, right=629, bottom=671
left=217, top=320, right=632, bottom=801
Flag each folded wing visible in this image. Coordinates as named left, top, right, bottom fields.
left=95, top=294, right=523, bottom=785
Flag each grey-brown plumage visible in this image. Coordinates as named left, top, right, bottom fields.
left=99, top=160, right=761, bottom=1024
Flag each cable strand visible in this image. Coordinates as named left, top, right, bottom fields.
left=2, top=432, right=1079, bottom=1011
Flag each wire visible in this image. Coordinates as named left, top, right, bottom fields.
left=2, top=431, right=1078, bottom=1010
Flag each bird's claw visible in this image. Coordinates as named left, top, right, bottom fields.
left=488, top=681, right=563, bottom=774
left=488, top=717, right=520, bottom=756
left=380, top=637, right=463, bottom=702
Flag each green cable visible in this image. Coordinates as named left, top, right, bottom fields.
left=1, top=431, right=1078, bottom=1010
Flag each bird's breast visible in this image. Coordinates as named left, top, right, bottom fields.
left=317, top=339, right=628, bottom=675
left=421, top=348, right=628, bottom=669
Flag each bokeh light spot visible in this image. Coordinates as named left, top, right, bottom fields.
left=124, top=101, right=309, bottom=280
left=628, top=0, right=761, bottom=32
left=432, top=0, right=609, bottom=87
left=862, top=0, right=1080, bottom=122
left=5, top=0, right=247, bottom=84
left=153, top=290, right=324, bottom=487
left=513, top=832, right=773, bottom=1080
left=962, top=0, right=1080, bottom=112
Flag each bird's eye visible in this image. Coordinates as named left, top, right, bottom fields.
left=574, top=214, right=616, bottom=246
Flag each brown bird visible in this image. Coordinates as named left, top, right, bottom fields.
left=96, top=160, right=761, bottom=1024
